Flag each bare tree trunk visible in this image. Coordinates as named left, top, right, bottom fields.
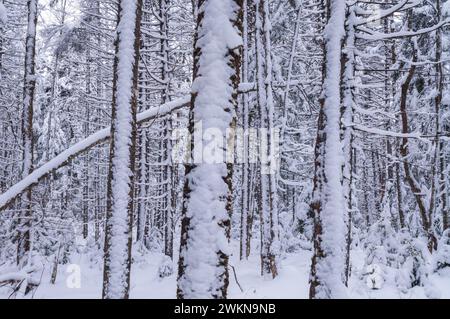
left=341, top=6, right=356, bottom=286
left=158, top=0, right=174, bottom=258
left=395, top=160, right=405, bottom=229
left=94, top=1, right=103, bottom=244
left=398, top=47, right=436, bottom=252
left=17, top=0, right=38, bottom=267
left=82, top=44, right=91, bottom=240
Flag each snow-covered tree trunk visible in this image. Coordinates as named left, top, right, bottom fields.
left=102, top=0, right=143, bottom=299
left=255, top=0, right=279, bottom=279
left=135, top=0, right=149, bottom=246
left=93, top=0, right=105, bottom=244
left=239, top=0, right=250, bottom=261
left=177, top=0, right=242, bottom=299
left=434, top=0, right=448, bottom=232
left=17, top=0, right=38, bottom=267
left=309, top=0, right=347, bottom=299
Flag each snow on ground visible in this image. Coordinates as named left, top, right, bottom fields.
left=1, top=241, right=450, bottom=299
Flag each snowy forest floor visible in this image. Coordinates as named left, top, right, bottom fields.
left=1, top=240, right=450, bottom=299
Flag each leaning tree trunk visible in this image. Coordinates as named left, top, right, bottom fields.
left=102, top=0, right=143, bottom=299
left=398, top=48, right=436, bottom=252
left=17, top=0, right=38, bottom=267
left=177, top=0, right=243, bottom=299
left=309, top=0, right=347, bottom=299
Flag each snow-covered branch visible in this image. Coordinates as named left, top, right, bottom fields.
left=357, top=20, right=450, bottom=41
left=0, top=96, right=190, bottom=212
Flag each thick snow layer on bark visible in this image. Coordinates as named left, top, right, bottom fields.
left=178, top=0, right=241, bottom=298
left=315, top=0, right=347, bottom=299
left=103, top=0, right=139, bottom=299
left=190, top=2, right=241, bottom=133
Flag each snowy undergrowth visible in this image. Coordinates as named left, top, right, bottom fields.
left=1, top=241, right=450, bottom=299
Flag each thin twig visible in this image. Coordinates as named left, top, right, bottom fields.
left=230, top=264, right=244, bottom=293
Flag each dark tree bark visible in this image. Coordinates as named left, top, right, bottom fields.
left=17, top=0, right=38, bottom=267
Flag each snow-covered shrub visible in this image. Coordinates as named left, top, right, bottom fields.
left=0, top=255, right=44, bottom=298
left=365, top=264, right=384, bottom=289
left=400, top=238, right=427, bottom=287
left=143, top=227, right=164, bottom=253
left=363, top=210, right=400, bottom=289
left=279, top=209, right=312, bottom=253
left=396, top=232, right=439, bottom=298
left=158, top=255, right=174, bottom=279
left=434, top=230, right=450, bottom=271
